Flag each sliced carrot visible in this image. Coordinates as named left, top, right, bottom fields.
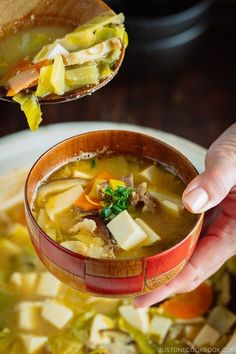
left=85, top=195, right=101, bottom=207
left=6, top=88, right=16, bottom=97
left=161, top=282, right=212, bottom=319
left=5, top=59, right=52, bottom=95
left=75, top=193, right=101, bottom=211
left=75, top=171, right=114, bottom=211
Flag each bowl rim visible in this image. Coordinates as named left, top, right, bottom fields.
left=25, top=129, right=204, bottom=264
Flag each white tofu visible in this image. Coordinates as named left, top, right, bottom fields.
left=119, top=305, right=149, bottom=334
left=89, top=314, right=114, bottom=345
left=11, top=272, right=37, bottom=291
left=107, top=210, right=147, bottom=250
left=193, top=324, right=220, bottom=347
left=18, top=302, right=42, bottom=330
left=161, top=200, right=180, bottom=216
left=222, top=330, right=236, bottom=353
left=149, top=315, right=172, bottom=344
left=36, top=272, right=61, bottom=297
left=207, top=306, right=236, bottom=334
left=135, top=218, right=161, bottom=245
left=140, top=165, right=160, bottom=183
left=149, top=190, right=183, bottom=216
left=45, top=184, right=83, bottom=220
left=23, top=272, right=38, bottom=291
left=33, top=43, right=69, bottom=63
left=42, top=300, right=73, bottom=329
left=10, top=272, right=23, bottom=287
left=73, top=170, right=93, bottom=179
left=20, top=334, right=48, bottom=354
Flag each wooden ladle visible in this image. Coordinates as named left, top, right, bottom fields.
left=0, top=0, right=125, bottom=104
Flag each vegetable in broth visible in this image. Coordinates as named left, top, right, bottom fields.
left=0, top=13, right=127, bottom=131
left=0, top=173, right=236, bottom=354
left=33, top=153, right=198, bottom=260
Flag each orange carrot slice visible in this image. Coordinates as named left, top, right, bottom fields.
left=85, top=195, right=101, bottom=207
left=161, top=282, right=212, bottom=319
left=75, top=171, right=114, bottom=211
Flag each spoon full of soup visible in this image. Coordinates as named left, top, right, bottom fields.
left=0, top=0, right=127, bottom=130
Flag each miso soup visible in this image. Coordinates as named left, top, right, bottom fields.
left=33, top=154, right=197, bottom=260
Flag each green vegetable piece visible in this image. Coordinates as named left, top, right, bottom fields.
left=98, top=62, right=113, bottom=80
left=101, top=185, right=132, bottom=220
left=35, top=65, right=54, bottom=97
left=13, top=93, right=42, bottom=131
left=91, top=159, right=96, bottom=169
left=95, top=25, right=126, bottom=44
left=51, top=54, right=65, bottom=95
left=65, top=65, right=99, bottom=89
left=61, top=13, right=124, bottom=51
left=0, top=291, right=18, bottom=328
left=118, top=318, right=156, bottom=354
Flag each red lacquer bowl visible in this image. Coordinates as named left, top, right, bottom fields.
left=25, top=130, right=204, bottom=297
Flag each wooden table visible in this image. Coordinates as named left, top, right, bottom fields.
left=0, top=1, right=235, bottom=149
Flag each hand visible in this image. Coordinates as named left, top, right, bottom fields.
left=134, top=123, right=236, bottom=308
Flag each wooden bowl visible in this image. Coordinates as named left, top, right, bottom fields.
left=25, top=130, right=204, bottom=297
left=0, top=0, right=125, bottom=104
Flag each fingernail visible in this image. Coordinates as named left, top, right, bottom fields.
left=184, top=187, right=208, bottom=213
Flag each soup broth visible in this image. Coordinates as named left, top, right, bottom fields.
left=33, top=154, right=197, bottom=259
left=0, top=24, right=73, bottom=83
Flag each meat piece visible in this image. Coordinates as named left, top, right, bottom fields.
left=137, top=182, right=147, bottom=196
left=121, top=173, right=134, bottom=188
left=88, top=216, right=117, bottom=244
left=131, top=182, right=157, bottom=213
left=131, top=191, right=139, bottom=206
left=69, top=218, right=97, bottom=233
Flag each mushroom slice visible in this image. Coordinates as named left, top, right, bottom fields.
left=37, top=178, right=87, bottom=203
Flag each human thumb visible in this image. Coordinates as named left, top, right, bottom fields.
left=183, top=123, right=236, bottom=213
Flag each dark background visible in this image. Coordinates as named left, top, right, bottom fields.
left=0, top=0, right=235, bottom=149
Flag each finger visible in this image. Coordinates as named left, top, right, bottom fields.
left=134, top=213, right=235, bottom=308
left=183, top=123, right=236, bottom=213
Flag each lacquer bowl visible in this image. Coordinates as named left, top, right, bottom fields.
left=25, top=130, right=204, bottom=297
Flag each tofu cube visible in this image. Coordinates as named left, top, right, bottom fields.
left=140, top=165, right=161, bottom=183
left=207, top=306, right=236, bottom=334
left=73, top=170, right=93, bottom=179
left=23, top=272, right=38, bottom=291
left=10, top=272, right=23, bottom=288
left=161, top=200, right=180, bottom=216
left=42, top=300, right=73, bottom=329
left=37, top=272, right=61, bottom=297
left=119, top=305, right=149, bottom=333
left=33, top=43, right=69, bottom=63
left=18, top=301, right=42, bottom=330
left=149, top=315, right=172, bottom=344
left=135, top=218, right=161, bottom=245
left=107, top=210, right=147, bottom=250
left=89, top=314, right=114, bottom=345
left=20, top=335, right=48, bottom=354
left=193, top=324, right=220, bottom=347
left=46, top=184, right=83, bottom=220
